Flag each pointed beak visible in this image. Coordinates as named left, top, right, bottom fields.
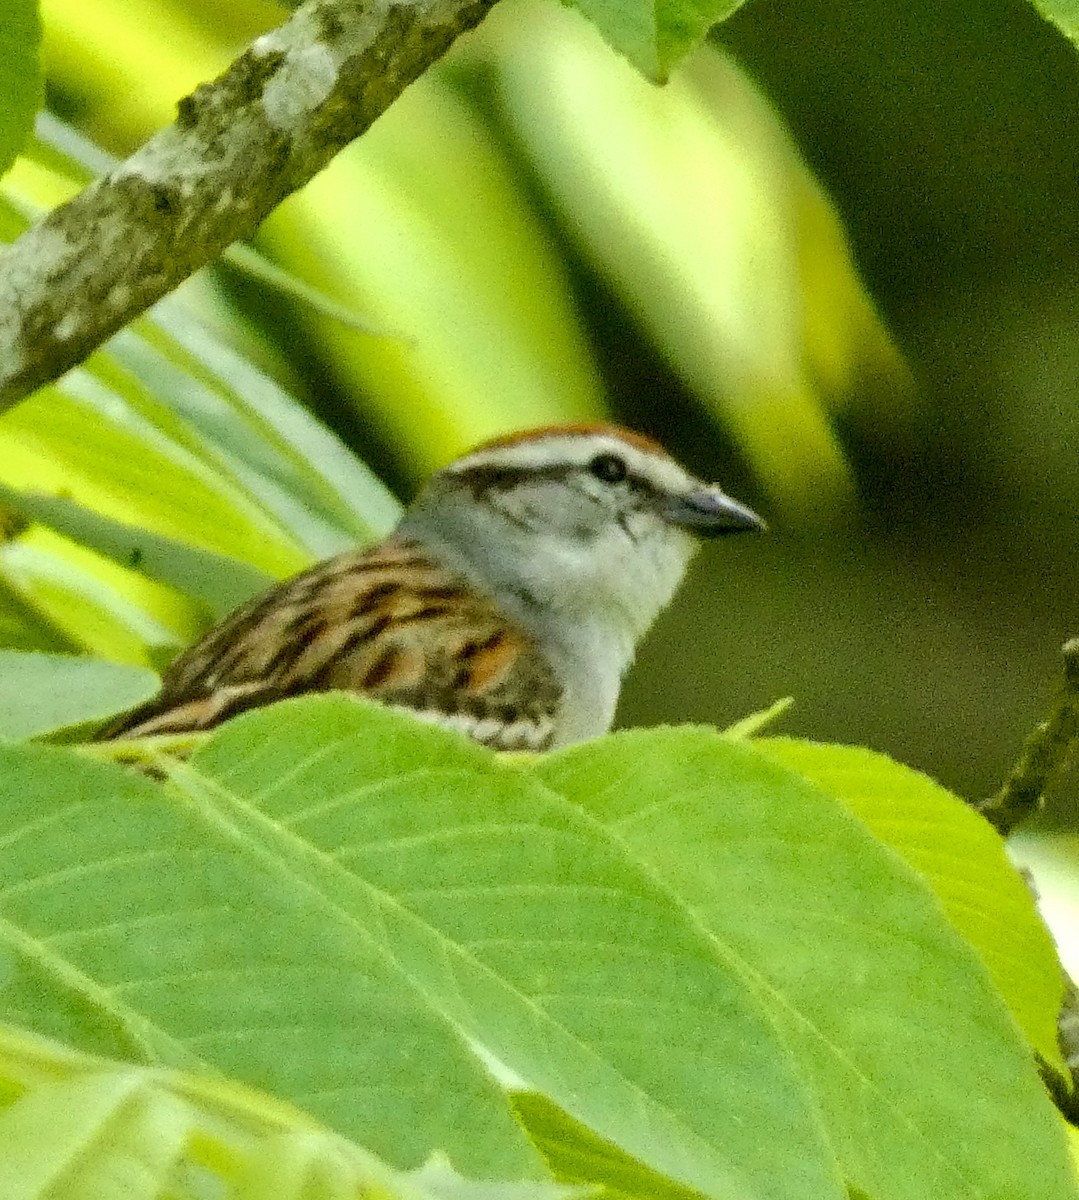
left=662, top=487, right=767, bottom=536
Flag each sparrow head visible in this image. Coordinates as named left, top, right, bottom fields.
left=400, top=424, right=764, bottom=644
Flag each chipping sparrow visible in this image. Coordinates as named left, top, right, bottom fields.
left=105, top=424, right=764, bottom=749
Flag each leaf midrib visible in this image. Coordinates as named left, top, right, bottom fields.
left=159, top=753, right=818, bottom=1200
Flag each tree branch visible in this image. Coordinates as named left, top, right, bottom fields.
left=976, top=637, right=1079, bottom=837
left=0, top=0, right=496, bottom=409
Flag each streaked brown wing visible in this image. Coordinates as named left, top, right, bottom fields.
left=103, top=537, right=561, bottom=750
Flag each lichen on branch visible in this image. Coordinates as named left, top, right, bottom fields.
left=0, top=0, right=497, bottom=409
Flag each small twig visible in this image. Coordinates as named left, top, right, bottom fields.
left=977, top=638, right=1079, bottom=837
left=722, top=696, right=794, bottom=740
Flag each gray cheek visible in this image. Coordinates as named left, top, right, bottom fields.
left=621, top=506, right=662, bottom=542
left=520, top=481, right=593, bottom=537
left=522, top=484, right=564, bottom=531
left=488, top=485, right=548, bottom=533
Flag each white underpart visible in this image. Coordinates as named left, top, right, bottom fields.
left=392, top=705, right=555, bottom=751
left=530, top=524, right=695, bottom=746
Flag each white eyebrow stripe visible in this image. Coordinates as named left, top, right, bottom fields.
left=448, top=434, right=698, bottom=494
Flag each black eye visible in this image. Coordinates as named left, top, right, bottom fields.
left=589, top=453, right=628, bottom=484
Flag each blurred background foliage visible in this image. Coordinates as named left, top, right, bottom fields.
left=3, top=0, right=1079, bottom=859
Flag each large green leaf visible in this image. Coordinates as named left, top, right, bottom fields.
left=0, top=650, right=158, bottom=740
left=756, top=737, right=1067, bottom=1074
left=182, top=699, right=840, bottom=1200
left=5, top=702, right=1070, bottom=1195
left=0, top=0, right=41, bottom=182
left=0, top=737, right=541, bottom=1178
left=0, top=699, right=840, bottom=1198
left=533, top=729, right=1078, bottom=1200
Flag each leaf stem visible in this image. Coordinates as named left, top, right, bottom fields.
left=77, top=730, right=207, bottom=765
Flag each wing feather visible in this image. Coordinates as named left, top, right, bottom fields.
left=103, top=537, right=561, bottom=750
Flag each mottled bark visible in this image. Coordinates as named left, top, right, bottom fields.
left=0, top=0, right=496, bottom=408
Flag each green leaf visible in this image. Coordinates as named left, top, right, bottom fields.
left=0, top=0, right=42, bottom=182
left=12, top=703, right=1070, bottom=1196
left=0, top=381, right=309, bottom=578
left=0, top=737, right=542, bottom=1178
left=0, top=482, right=275, bottom=619
left=1028, top=0, right=1079, bottom=46
left=127, top=303, right=401, bottom=550
left=0, top=650, right=158, bottom=740
left=0, top=530, right=195, bottom=666
left=756, top=737, right=1068, bottom=1075
left=182, top=698, right=841, bottom=1200
left=569, top=0, right=746, bottom=80
left=533, top=729, right=1079, bottom=1200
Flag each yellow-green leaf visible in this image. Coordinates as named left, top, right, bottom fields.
left=757, top=737, right=1066, bottom=1074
